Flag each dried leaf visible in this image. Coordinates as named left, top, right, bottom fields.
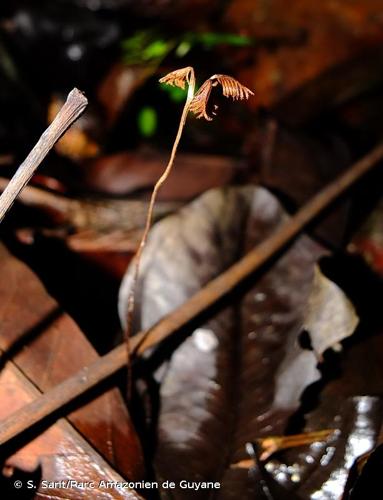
left=304, top=266, right=359, bottom=358
left=189, top=80, right=213, bottom=120
left=119, top=186, right=357, bottom=497
left=159, top=66, right=193, bottom=90
left=225, top=0, right=383, bottom=108
left=274, top=50, right=383, bottom=125
left=0, top=177, right=178, bottom=233
left=0, top=243, right=144, bottom=481
left=190, top=75, right=253, bottom=120
left=0, top=361, right=142, bottom=499
left=83, top=151, right=242, bottom=198
left=213, top=74, right=254, bottom=100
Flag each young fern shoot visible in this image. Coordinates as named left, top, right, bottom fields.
left=124, top=67, right=253, bottom=393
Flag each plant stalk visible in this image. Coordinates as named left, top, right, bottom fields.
left=124, top=70, right=196, bottom=394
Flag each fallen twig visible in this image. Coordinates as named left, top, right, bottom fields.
left=0, top=88, right=88, bottom=223
left=231, top=429, right=335, bottom=464
left=0, top=177, right=180, bottom=233
left=0, top=143, right=383, bottom=446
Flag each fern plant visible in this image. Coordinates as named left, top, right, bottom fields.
left=124, top=67, right=253, bottom=393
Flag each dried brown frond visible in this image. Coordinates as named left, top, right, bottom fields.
left=212, top=74, right=254, bottom=101
left=159, top=66, right=194, bottom=90
left=189, top=74, right=253, bottom=121
left=189, top=80, right=214, bottom=121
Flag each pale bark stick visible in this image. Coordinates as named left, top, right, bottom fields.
left=0, top=88, right=88, bottom=223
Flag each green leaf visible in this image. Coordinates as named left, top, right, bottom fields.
left=122, top=30, right=251, bottom=66
left=175, top=41, right=192, bottom=58
left=122, top=31, right=173, bottom=65
left=187, top=32, right=252, bottom=49
left=142, top=40, right=171, bottom=61
left=161, top=84, right=187, bottom=103
left=137, top=107, right=158, bottom=137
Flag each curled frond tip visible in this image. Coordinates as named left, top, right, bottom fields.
left=159, top=66, right=194, bottom=90
left=190, top=74, right=253, bottom=121
left=189, top=80, right=214, bottom=121
left=212, top=74, right=254, bottom=101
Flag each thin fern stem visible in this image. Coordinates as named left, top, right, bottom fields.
left=124, top=69, right=196, bottom=397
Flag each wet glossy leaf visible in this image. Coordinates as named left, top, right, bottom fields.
left=344, top=442, right=383, bottom=499
left=263, top=396, right=383, bottom=499
left=119, top=186, right=358, bottom=498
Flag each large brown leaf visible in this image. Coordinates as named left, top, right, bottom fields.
left=119, top=186, right=357, bottom=498
left=0, top=361, right=142, bottom=499
left=224, top=0, right=383, bottom=109
left=84, top=151, right=243, bottom=199
left=0, top=243, right=144, bottom=481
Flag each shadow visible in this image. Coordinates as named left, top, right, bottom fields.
left=0, top=463, right=41, bottom=500
left=0, top=307, right=63, bottom=372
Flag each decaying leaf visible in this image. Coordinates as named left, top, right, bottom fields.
left=0, top=361, right=142, bottom=499
left=84, top=151, right=243, bottom=198
left=224, top=0, right=383, bottom=108
left=119, top=186, right=358, bottom=498
left=0, top=176, right=179, bottom=256
left=304, top=266, right=359, bottom=358
left=0, top=243, right=144, bottom=481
